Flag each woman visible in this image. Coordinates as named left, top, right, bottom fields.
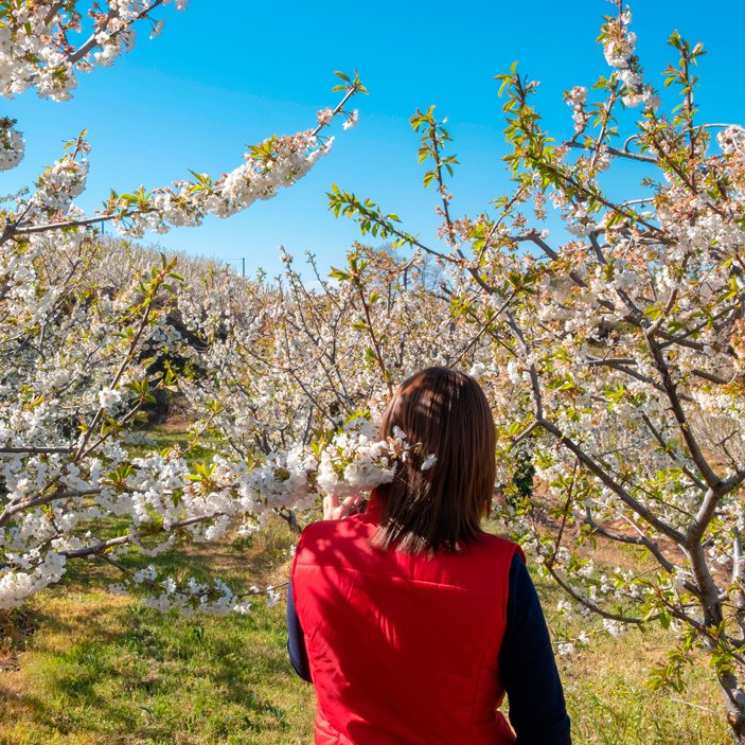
left=287, top=367, right=571, bottom=744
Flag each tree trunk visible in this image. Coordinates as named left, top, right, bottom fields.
left=720, top=670, right=745, bottom=743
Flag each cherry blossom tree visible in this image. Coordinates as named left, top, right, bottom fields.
left=326, top=2, right=745, bottom=739
left=6, top=1, right=745, bottom=738
left=0, top=1, right=364, bottom=614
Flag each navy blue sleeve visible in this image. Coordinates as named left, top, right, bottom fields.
left=286, top=580, right=312, bottom=682
left=499, top=552, right=572, bottom=745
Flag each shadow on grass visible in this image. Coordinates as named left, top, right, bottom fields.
left=1, top=598, right=308, bottom=743
left=0, top=514, right=313, bottom=743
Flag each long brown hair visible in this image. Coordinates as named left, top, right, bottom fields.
left=373, top=366, right=496, bottom=553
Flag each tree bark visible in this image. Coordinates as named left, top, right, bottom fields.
left=720, top=670, right=745, bottom=743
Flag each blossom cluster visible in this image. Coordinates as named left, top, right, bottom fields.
left=0, top=118, right=24, bottom=171
left=116, top=131, right=335, bottom=237
left=0, top=1, right=188, bottom=102
left=600, top=5, right=654, bottom=107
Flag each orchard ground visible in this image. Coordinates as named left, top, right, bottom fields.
left=0, top=425, right=727, bottom=745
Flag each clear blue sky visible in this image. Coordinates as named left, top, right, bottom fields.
left=10, top=1, right=745, bottom=278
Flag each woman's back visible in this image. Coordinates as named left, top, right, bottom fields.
left=288, top=368, right=570, bottom=744
left=292, top=492, right=520, bottom=745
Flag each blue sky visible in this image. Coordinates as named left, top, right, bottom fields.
left=10, top=1, right=745, bottom=278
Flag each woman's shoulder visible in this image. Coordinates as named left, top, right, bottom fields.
left=293, top=513, right=372, bottom=561
left=299, top=512, right=368, bottom=538
left=473, top=531, right=525, bottom=564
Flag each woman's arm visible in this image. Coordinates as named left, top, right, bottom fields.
left=286, top=580, right=312, bottom=682
left=499, top=552, right=572, bottom=745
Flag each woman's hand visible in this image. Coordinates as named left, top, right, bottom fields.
left=323, top=494, right=363, bottom=520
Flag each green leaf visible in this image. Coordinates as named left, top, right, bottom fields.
left=329, top=268, right=350, bottom=282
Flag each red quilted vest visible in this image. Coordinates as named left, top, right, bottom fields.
left=291, top=491, right=521, bottom=745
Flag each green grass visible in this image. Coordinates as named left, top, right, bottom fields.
left=0, top=524, right=729, bottom=745
left=0, top=594, right=313, bottom=744
left=0, top=519, right=314, bottom=745
left=124, top=424, right=216, bottom=465
left=0, top=427, right=730, bottom=743
left=557, top=610, right=725, bottom=745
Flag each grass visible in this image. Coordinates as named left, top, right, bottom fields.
left=0, top=596, right=313, bottom=744
left=0, top=426, right=731, bottom=743
left=549, top=595, right=725, bottom=744
left=0, top=520, right=314, bottom=745
left=0, top=525, right=729, bottom=744
left=566, top=660, right=722, bottom=745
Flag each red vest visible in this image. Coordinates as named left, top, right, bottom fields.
left=291, top=492, right=522, bottom=745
